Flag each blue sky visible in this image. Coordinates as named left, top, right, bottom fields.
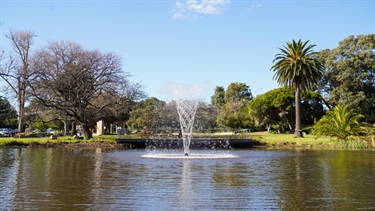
left=1, top=0, right=374, bottom=103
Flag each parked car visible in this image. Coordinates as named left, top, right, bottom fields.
left=4, top=128, right=16, bottom=136
left=0, top=128, right=10, bottom=137
left=46, top=128, right=57, bottom=135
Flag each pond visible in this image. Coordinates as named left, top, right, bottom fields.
left=1, top=148, right=374, bottom=210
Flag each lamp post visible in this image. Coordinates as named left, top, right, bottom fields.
left=253, top=88, right=262, bottom=97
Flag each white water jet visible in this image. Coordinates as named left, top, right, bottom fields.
left=166, top=82, right=209, bottom=156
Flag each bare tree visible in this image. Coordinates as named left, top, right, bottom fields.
left=0, top=30, right=37, bottom=133
left=30, top=40, right=142, bottom=139
left=98, top=80, right=144, bottom=131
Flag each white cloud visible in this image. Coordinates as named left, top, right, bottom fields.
left=248, top=3, right=262, bottom=11
left=173, top=0, right=230, bottom=19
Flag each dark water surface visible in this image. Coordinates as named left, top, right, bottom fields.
left=0, top=148, right=374, bottom=210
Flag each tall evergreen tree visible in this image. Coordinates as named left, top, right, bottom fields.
left=0, top=96, right=17, bottom=128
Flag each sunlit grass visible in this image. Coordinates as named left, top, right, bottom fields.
left=250, top=132, right=336, bottom=148
left=250, top=132, right=374, bottom=149
left=0, top=135, right=118, bottom=147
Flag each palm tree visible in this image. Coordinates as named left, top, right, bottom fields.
left=271, top=39, right=323, bottom=137
left=314, top=105, right=369, bottom=141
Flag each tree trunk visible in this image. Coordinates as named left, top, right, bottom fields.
left=82, top=123, right=93, bottom=140
left=63, top=120, right=70, bottom=136
left=17, top=77, right=25, bottom=135
left=71, top=121, right=77, bottom=136
left=17, top=102, right=22, bottom=137
left=294, top=86, right=303, bottom=138
left=267, top=123, right=271, bottom=133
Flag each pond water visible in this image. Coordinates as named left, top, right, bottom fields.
left=0, top=148, right=374, bottom=210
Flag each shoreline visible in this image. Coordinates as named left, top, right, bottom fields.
left=0, top=139, right=373, bottom=150
left=0, top=141, right=124, bottom=149
left=1, top=133, right=374, bottom=150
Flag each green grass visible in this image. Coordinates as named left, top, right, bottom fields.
left=250, top=132, right=336, bottom=148
left=250, top=132, right=375, bottom=149
left=0, top=135, right=118, bottom=147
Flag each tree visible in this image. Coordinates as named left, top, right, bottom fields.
left=217, top=100, right=250, bottom=129
left=194, top=102, right=217, bottom=131
left=127, top=97, right=169, bottom=130
left=247, top=88, right=293, bottom=132
left=0, top=96, right=17, bottom=128
left=318, top=34, right=375, bottom=123
left=30, top=41, right=141, bottom=139
left=271, top=39, right=324, bottom=137
left=211, top=86, right=225, bottom=111
left=0, top=30, right=37, bottom=133
left=216, top=82, right=253, bottom=129
left=247, top=88, right=326, bottom=133
left=225, top=82, right=252, bottom=103
left=314, top=105, right=369, bottom=141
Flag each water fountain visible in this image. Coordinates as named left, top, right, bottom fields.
left=116, top=82, right=252, bottom=158
left=166, top=82, right=205, bottom=156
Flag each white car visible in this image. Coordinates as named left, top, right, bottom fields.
left=0, top=128, right=10, bottom=137
left=46, top=128, right=57, bottom=135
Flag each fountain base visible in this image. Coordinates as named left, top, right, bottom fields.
left=141, top=152, right=239, bottom=159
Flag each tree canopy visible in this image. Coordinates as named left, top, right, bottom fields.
left=215, top=82, right=252, bottom=129
left=29, top=41, right=142, bottom=139
left=319, top=34, right=375, bottom=123
left=247, top=88, right=325, bottom=133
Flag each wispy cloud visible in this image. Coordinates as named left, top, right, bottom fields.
left=248, top=3, right=262, bottom=12
left=173, top=0, right=230, bottom=20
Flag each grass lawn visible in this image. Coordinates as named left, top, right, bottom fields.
left=0, top=135, right=118, bottom=147
left=250, top=132, right=337, bottom=148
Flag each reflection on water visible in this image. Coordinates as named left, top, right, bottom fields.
left=0, top=148, right=374, bottom=210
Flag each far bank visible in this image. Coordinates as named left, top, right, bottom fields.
left=0, top=133, right=374, bottom=149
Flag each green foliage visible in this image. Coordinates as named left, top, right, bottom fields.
left=247, top=88, right=325, bottom=133
left=215, top=82, right=253, bottom=128
left=211, top=86, right=225, bottom=110
left=217, top=100, right=249, bottom=128
left=127, top=97, right=218, bottom=131
left=247, top=88, right=294, bottom=132
left=300, top=91, right=326, bottom=124
left=271, top=39, right=324, bottom=91
left=225, top=82, right=252, bottom=102
left=314, top=105, right=370, bottom=141
left=319, top=34, right=375, bottom=123
left=5, top=118, right=18, bottom=129
left=0, top=96, right=18, bottom=128
left=127, top=97, right=166, bottom=129
left=33, top=121, right=49, bottom=131
left=194, top=102, right=217, bottom=130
